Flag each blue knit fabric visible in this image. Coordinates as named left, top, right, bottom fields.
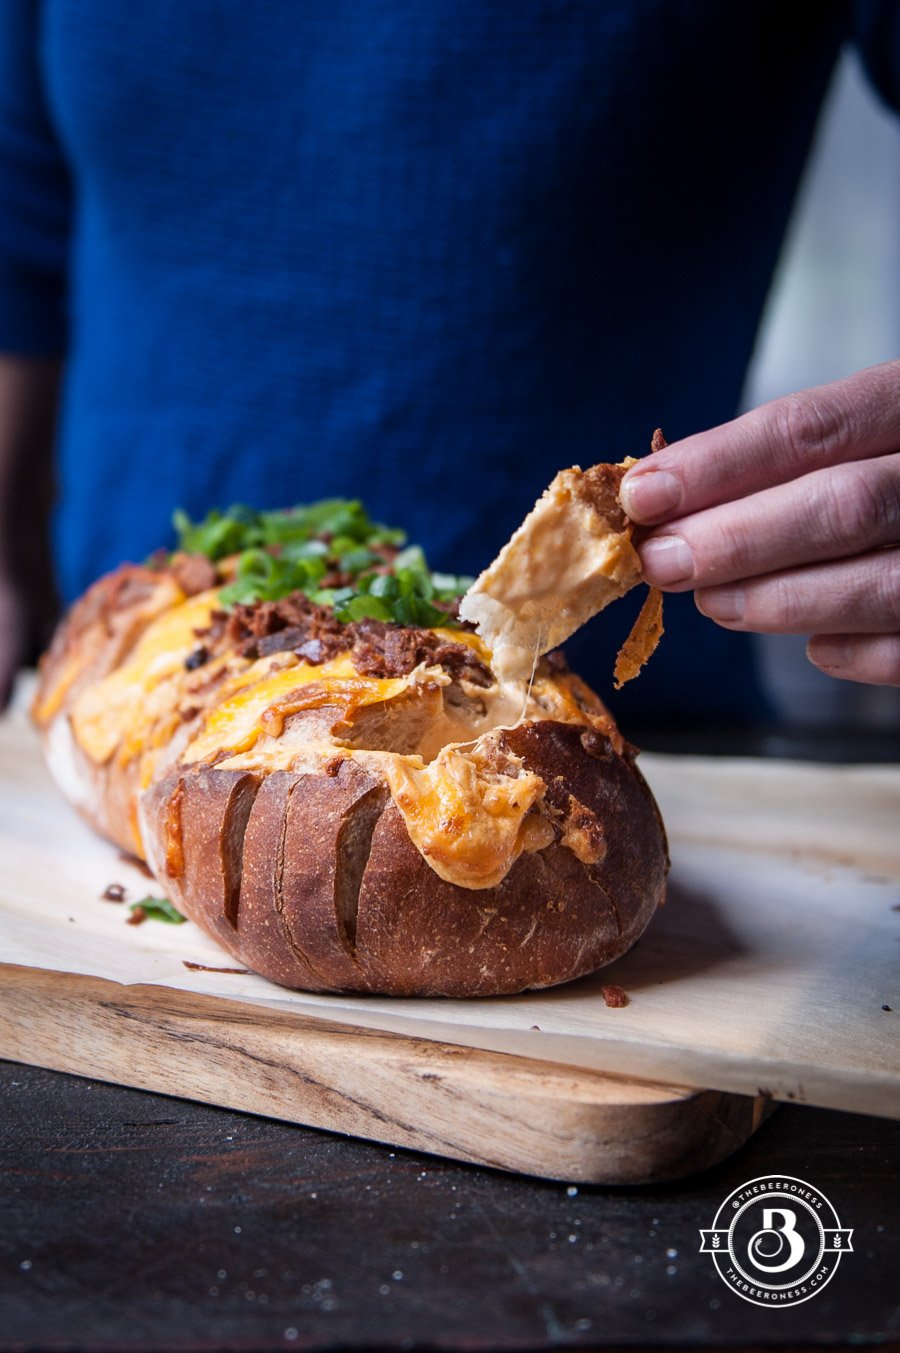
left=1, top=2, right=896, bottom=720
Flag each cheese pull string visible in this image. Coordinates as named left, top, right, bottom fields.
left=448, top=625, right=543, bottom=751
left=510, top=626, right=544, bottom=730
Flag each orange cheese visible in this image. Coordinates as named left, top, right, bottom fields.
left=181, top=654, right=414, bottom=764
left=33, top=575, right=187, bottom=727
left=32, top=648, right=89, bottom=728
left=66, top=592, right=576, bottom=890
left=429, top=627, right=493, bottom=664
left=382, top=745, right=551, bottom=890
left=71, top=589, right=219, bottom=764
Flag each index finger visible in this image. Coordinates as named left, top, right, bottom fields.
left=620, top=360, right=900, bottom=525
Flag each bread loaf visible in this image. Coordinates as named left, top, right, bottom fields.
left=32, top=491, right=668, bottom=997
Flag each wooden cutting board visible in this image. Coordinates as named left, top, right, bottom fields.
left=0, top=691, right=777, bottom=1185
left=0, top=963, right=769, bottom=1184
left=2, top=685, right=897, bottom=1180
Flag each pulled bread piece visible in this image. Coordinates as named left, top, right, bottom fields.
left=33, top=496, right=668, bottom=997
left=460, top=434, right=668, bottom=684
left=458, top=461, right=641, bottom=679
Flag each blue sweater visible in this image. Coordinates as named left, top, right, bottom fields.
left=1, top=1, right=897, bottom=721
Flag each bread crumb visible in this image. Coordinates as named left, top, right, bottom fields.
left=183, top=961, right=250, bottom=974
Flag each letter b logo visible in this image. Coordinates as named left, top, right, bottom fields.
left=749, top=1207, right=806, bottom=1273
left=700, top=1175, right=852, bottom=1307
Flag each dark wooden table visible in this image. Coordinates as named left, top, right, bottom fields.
left=1, top=1063, right=898, bottom=1351
left=2, top=725, right=898, bottom=1352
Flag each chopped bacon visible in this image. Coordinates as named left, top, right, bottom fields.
left=219, top=593, right=493, bottom=685
left=576, top=462, right=630, bottom=532
left=170, top=552, right=218, bottom=596
left=351, top=619, right=493, bottom=686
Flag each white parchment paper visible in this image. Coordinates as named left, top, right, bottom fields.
left=2, top=691, right=898, bottom=1118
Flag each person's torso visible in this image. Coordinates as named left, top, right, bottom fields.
left=40, top=0, right=846, bottom=718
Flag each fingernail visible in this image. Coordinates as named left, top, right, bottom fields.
left=639, top=534, right=694, bottom=585
left=620, top=470, right=682, bottom=522
left=808, top=637, right=851, bottom=670
left=697, top=588, right=744, bottom=623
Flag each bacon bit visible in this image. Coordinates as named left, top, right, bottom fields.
left=351, top=619, right=492, bottom=686
left=650, top=427, right=668, bottom=453
left=126, top=905, right=147, bottom=926
left=118, top=851, right=153, bottom=879
left=560, top=799, right=606, bottom=865
left=184, top=645, right=209, bottom=671
left=101, top=883, right=126, bottom=903
left=575, top=462, right=631, bottom=532
left=163, top=780, right=185, bottom=879
left=530, top=1024, right=541, bottom=1031
left=183, top=961, right=250, bottom=974
left=614, top=586, right=664, bottom=689
left=170, top=552, right=218, bottom=596
left=256, top=626, right=309, bottom=658
left=145, top=547, right=170, bottom=572
left=601, top=984, right=629, bottom=1008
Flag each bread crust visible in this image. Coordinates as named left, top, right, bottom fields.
left=35, top=560, right=669, bottom=997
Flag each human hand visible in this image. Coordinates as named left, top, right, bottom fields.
left=620, top=362, right=900, bottom=687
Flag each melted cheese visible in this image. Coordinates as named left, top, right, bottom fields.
left=33, top=575, right=186, bottom=727
left=71, top=590, right=220, bottom=764
left=381, top=744, right=551, bottom=890
left=458, top=463, right=642, bottom=679
left=65, top=581, right=599, bottom=891
left=33, top=648, right=92, bottom=728
left=181, top=654, right=415, bottom=764
left=429, top=627, right=493, bottom=664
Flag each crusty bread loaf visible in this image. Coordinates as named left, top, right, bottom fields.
left=32, top=499, right=668, bottom=997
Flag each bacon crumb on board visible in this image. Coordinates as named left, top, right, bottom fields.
left=126, top=906, right=147, bottom=926
left=101, top=882, right=126, bottom=902
left=601, top=983, right=629, bottom=1008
